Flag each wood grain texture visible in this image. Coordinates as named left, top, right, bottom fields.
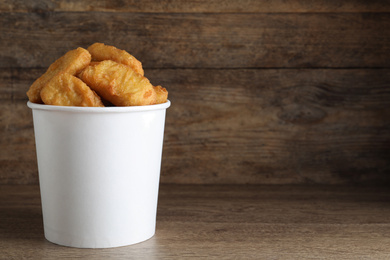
left=159, top=69, right=390, bottom=184
left=1, top=184, right=390, bottom=259
left=1, top=1, right=389, bottom=185
left=2, top=0, right=390, bottom=13
left=1, top=12, right=389, bottom=69
left=1, top=68, right=389, bottom=184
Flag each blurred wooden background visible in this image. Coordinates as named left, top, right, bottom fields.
left=0, top=1, right=389, bottom=185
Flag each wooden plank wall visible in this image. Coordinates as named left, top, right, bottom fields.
left=1, top=1, right=389, bottom=184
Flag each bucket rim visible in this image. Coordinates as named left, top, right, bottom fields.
left=27, top=100, right=171, bottom=113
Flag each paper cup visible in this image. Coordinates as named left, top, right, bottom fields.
left=27, top=100, right=170, bottom=248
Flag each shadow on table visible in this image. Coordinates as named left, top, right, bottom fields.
left=0, top=206, right=45, bottom=241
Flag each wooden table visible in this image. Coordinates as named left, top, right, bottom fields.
left=1, top=184, right=389, bottom=259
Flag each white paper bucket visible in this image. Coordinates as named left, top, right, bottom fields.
left=28, top=100, right=170, bottom=248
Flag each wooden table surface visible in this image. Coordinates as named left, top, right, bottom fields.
left=1, top=184, right=389, bottom=259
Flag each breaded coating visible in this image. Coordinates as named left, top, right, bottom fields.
left=40, top=74, right=104, bottom=107
left=79, top=60, right=156, bottom=106
left=27, top=47, right=91, bottom=103
left=154, top=85, right=168, bottom=104
left=87, top=43, right=144, bottom=76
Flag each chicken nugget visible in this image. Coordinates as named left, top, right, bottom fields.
left=40, top=74, right=104, bottom=107
left=79, top=60, right=156, bottom=106
left=27, top=47, right=91, bottom=103
left=87, top=43, right=144, bottom=76
left=154, top=85, right=168, bottom=104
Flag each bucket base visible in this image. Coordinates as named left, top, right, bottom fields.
left=44, top=227, right=155, bottom=248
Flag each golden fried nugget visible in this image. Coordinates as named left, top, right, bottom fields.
left=40, top=74, right=104, bottom=107
left=154, top=85, right=168, bottom=104
left=27, top=47, right=91, bottom=103
left=79, top=60, right=156, bottom=106
left=87, top=43, right=144, bottom=76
